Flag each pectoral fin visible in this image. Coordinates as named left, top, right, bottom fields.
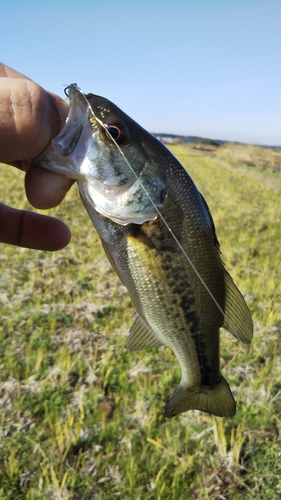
left=222, top=270, right=253, bottom=345
left=126, top=234, right=166, bottom=281
left=127, top=313, right=164, bottom=351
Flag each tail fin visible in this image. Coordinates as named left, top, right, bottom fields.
left=164, top=376, right=236, bottom=418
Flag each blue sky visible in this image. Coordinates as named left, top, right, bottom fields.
left=2, top=0, right=281, bottom=145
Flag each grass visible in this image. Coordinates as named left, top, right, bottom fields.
left=0, top=144, right=281, bottom=498
left=215, top=142, right=281, bottom=172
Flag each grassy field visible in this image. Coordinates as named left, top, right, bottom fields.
left=1, top=144, right=281, bottom=499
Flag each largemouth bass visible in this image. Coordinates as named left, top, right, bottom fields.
left=35, top=84, right=253, bottom=418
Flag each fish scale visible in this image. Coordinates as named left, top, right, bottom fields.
left=35, top=84, right=253, bottom=418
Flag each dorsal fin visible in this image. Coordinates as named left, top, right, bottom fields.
left=222, top=270, right=253, bottom=345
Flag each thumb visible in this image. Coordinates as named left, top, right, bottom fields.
left=0, top=77, right=68, bottom=164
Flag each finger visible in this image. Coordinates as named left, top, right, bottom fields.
left=25, top=164, right=74, bottom=209
left=0, top=63, right=69, bottom=154
left=0, top=77, right=68, bottom=163
left=0, top=203, right=71, bottom=251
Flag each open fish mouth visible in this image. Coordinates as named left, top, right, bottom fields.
left=34, top=84, right=167, bottom=225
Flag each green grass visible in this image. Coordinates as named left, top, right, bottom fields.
left=0, top=146, right=281, bottom=499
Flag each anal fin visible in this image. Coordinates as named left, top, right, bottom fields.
left=127, top=313, right=164, bottom=351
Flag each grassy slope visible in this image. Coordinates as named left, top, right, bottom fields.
left=0, top=146, right=281, bottom=499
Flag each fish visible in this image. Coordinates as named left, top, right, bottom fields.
left=35, top=84, right=253, bottom=418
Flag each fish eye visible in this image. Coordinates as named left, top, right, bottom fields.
left=103, top=123, right=127, bottom=145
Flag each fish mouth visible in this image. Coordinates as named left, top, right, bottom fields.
left=33, top=84, right=93, bottom=180
left=34, top=84, right=166, bottom=225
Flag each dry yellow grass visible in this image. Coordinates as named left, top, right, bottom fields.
left=215, top=142, right=281, bottom=172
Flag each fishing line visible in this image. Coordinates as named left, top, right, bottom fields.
left=70, top=85, right=240, bottom=333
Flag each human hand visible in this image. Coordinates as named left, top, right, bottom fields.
left=0, top=63, right=73, bottom=251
